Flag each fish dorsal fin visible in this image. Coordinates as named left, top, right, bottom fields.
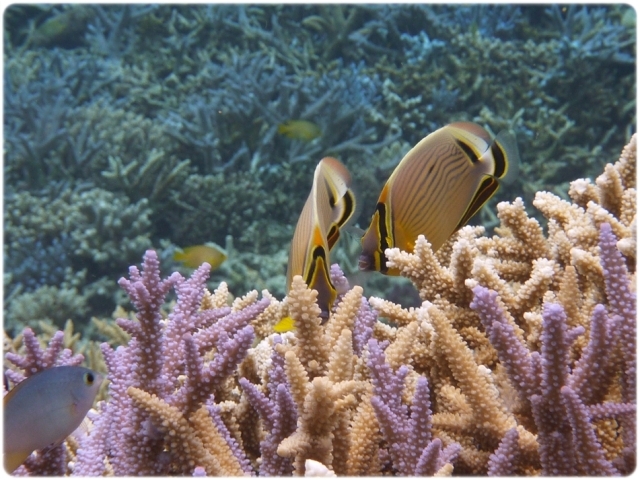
left=3, top=370, right=43, bottom=406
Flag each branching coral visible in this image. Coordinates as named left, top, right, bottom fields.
left=4, top=187, right=153, bottom=332
left=4, top=136, right=636, bottom=476
left=71, top=250, right=269, bottom=475
left=375, top=135, right=636, bottom=474
left=3, top=4, right=635, bottom=476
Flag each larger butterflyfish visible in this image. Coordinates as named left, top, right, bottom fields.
left=359, top=121, right=519, bottom=275
left=286, top=157, right=355, bottom=319
left=4, top=366, right=104, bottom=473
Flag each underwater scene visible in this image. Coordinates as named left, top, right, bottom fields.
left=3, top=3, right=636, bottom=476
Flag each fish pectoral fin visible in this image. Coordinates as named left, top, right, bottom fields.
left=455, top=175, right=500, bottom=231
left=4, top=450, right=32, bottom=474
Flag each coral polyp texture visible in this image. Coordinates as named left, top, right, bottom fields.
left=4, top=135, right=635, bottom=475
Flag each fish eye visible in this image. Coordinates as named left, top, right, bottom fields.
left=84, top=372, right=94, bottom=385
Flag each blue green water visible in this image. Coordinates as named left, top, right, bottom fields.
left=3, top=4, right=635, bottom=336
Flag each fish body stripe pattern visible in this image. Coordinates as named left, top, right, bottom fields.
left=359, top=122, right=518, bottom=275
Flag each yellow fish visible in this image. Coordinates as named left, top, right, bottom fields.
left=173, top=243, right=227, bottom=269
left=286, top=157, right=355, bottom=318
left=4, top=366, right=104, bottom=473
left=273, top=316, right=296, bottom=333
left=31, top=6, right=94, bottom=47
left=359, top=122, right=519, bottom=275
left=277, top=120, right=322, bottom=141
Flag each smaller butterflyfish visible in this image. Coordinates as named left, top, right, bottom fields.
left=277, top=120, right=322, bottom=142
left=286, top=157, right=356, bottom=319
left=173, top=243, right=227, bottom=269
left=359, top=121, right=519, bottom=275
left=273, top=316, right=296, bottom=333
left=4, top=366, right=104, bottom=473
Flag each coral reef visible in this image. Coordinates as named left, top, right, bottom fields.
left=4, top=5, right=634, bottom=333
left=4, top=188, right=152, bottom=333
left=3, top=4, right=636, bottom=474
left=4, top=135, right=635, bottom=475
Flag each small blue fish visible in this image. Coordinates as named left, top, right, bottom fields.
left=4, top=366, right=104, bottom=473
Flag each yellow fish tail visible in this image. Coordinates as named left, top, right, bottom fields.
left=274, top=316, right=296, bottom=333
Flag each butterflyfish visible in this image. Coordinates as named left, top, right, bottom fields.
left=273, top=316, right=296, bottom=333
left=173, top=243, right=227, bottom=269
left=4, top=366, right=104, bottom=473
left=286, top=157, right=355, bottom=319
left=277, top=120, right=322, bottom=142
left=359, top=121, right=519, bottom=275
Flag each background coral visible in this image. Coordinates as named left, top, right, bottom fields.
left=4, top=4, right=635, bottom=340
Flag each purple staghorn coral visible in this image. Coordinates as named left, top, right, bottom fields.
left=487, top=428, right=520, bottom=476
left=470, top=222, right=636, bottom=475
left=72, top=250, right=268, bottom=475
left=5, top=328, right=84, bottom=384
left=366, top=338, right=460, bottom=475
left=352, top=297, right=377, bottom=356
left=239, top=335, right=297, bottom=476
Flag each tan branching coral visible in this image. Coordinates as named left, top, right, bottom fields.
left=6, top=136, right=635, bottom=476
left=345, top=395, right=381, bottom=475
left=285, top=276, right=328, bottom=377
left=272, top=281, right=372, bottom=475
left=128, top=387, right=245, bottom=475
left=373, top=134, right=637, bottom=474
